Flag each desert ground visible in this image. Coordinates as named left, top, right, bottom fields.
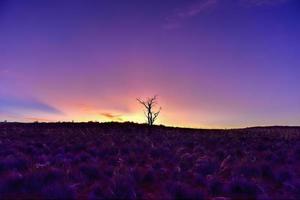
left=0, top=122, right=299, bottom=200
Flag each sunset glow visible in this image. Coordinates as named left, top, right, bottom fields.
left=1, top=0, right=299, bottom=128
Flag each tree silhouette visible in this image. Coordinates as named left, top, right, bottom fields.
left=137, top=95, right=162, bottom=126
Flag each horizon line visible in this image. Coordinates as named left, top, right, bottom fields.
left=1, top=120, right=300, bottom=131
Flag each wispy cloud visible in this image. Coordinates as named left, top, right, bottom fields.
left=0, top=96, right=63, bottom=115
left=164, top=0, right=218, bottom=29
left=240, top=0, right=290, bottom=7
left=164, top=0, right=290, bottom=29
left=25, top=117, right=54, bottom=122
left=100, top=112, right=123, bottom=121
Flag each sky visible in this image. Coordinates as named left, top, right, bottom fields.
left=0, top=0, right=300, bottom=128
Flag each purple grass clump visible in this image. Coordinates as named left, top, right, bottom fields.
left=80, top=164, right=101, bottom=181
left=180, top=153, right=194, bottom=171
left=275, top=170, right=292, bottom=184
left=0, top=172, right=24, bottom=198
left=24, top=168, right=64, bottom=192
left=260, top=164, right=275, bottom=180
left=208, top=179, right=224, bottom=196
left=41, top=183, right=74, bottom=200
left=238, top=165, right=259, bottom=178
left=168, top=182, right=204, bottom=200
left=215, top=150, right=225, bottom=160
left=88, top=184, right=114, bottom=200
left=103, top=166, right=114, bottom=178
left=22, top=146, right=36, bottom=155
left=195, top=160, right=217, bottom=175
left=131, top=168, right=143, bottom=183
left=294, top=182, right=300, bottom=200
left=79, top=152, right=92, bottom=162
left=0, top=161, right=7, bottom=174
left=71, top=143, right=86, bottom=153
left=294, top=147, right=300, bottom=160
left=23, top=174, right=45, bottom=193
left=112, top=175, right=137, bottom=200
left=141, top=169, right=156, bottom=185
left=195, top=174, right=206, bottom=186
left=88, top=147, right=99, bottom=157
left=150, top=148, right=162, bottom=159
left=227, top=178, right=259, bottom=200
left=2, top=155, right=28, bottom=171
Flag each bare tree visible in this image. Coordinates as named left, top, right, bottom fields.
left=137, top=95, right=162, bottom=126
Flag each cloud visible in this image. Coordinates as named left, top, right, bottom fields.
left=100, top=112, right=123, bottom=121
left=0, top=96, right=63, bottom=115
left=176, top=0, right=218, bottom=18
left=164, top=0, right=290, bottom=29
left=164, top=0, right=218, bottom=29
left=240, top=0, right=290, bottom=6
left=25, top=117, right=53, bottom=122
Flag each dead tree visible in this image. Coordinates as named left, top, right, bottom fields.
left=137, top=95, right=161, bottom=126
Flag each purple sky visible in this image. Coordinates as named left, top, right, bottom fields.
left=0, top=0, right=299, bottom=128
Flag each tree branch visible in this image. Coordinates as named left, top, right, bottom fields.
left=137, top=95, right=161, bottom=126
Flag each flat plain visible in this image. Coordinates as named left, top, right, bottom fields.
left=0, top=122, right=299, bottom=200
